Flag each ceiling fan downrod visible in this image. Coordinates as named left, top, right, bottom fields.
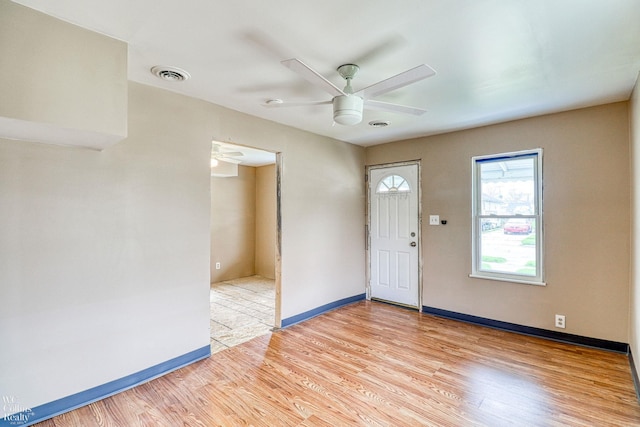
left=337, top=64, right=359, bottom=94
left=333, top=64, right=364, bottom=125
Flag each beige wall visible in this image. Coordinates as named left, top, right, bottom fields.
left=367, top=102, right=630, bottom=343
left=256, top=164, right=277, bottom=279
left=0, top=1, right=127, bottom=148
left=630, top=75, right=640, bottom=372
left=210, top=163, right=277, bottom=283
left=210, top=165, right=256, bottom=282
left=0, top=82, right=213, bottom=410
left=214, top=129, right=365, bottom=322
left=1, top=77, right=366, bottom=411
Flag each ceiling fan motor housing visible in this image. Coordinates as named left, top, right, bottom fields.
left=333, top=95, right=363, bottom=125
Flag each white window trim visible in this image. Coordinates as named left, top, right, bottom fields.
left=470, top=149, right=545, bottom=286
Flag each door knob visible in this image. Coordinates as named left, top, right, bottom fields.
left=410, top=241, right=417, bottom=247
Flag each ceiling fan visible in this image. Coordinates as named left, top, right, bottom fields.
left=211, top=142, right=243, bottom=166
left=267, top=58, right=436, bottom=126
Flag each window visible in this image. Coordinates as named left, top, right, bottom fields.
left=377, top=174, right=411, bottom=193
left=471, top=149, right=544, bottom=285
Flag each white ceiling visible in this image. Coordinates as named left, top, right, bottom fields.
left=14, top=0, right=640, bottom=148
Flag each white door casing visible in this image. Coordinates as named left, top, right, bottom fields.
left=368, top=163, right=420, bottom=308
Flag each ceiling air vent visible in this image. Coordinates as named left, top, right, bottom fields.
left=369, top=120, right=390, bottom=128
left=150, top=66, right=191, bottom=82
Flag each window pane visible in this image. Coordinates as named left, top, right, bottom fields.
left=377, top=175, right=411, bottom=193
left=479, top=157, right=535, bottom=216
left=472, top=150, right=543, bottom=284
left=479, top=218, right=537, bottom=276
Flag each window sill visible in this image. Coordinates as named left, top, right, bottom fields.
left=469, top=273, right=546, bottom=287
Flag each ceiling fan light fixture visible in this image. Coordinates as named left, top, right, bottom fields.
left=277, top=58, right=434, bottom=127
left=333, top=95, right=363, bottom=126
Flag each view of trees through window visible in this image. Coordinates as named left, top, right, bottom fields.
left=475, top=153, right=541, bottom=279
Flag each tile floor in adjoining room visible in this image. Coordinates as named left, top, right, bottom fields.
left=210, top=275, right=276, bottom=354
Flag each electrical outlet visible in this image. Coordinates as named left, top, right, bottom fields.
left=555, top=314, right=566, bottom=329
left=215, top=262, right=221, bottom=270
left=429, top=215, right=440, bottom=225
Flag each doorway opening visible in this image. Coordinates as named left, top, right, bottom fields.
left=209, top=140, right=281, bottom=353
left=366, top=161, right=422, bottom=309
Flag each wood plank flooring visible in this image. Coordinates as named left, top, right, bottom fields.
left=37, top=301, right=640, bottom=426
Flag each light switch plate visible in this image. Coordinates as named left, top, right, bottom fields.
left=429, top=215, right=440, bottom=225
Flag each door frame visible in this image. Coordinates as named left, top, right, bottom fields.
left=366, top=160, right=423, bottom=311
left=210, top=139, right=282, bottom=328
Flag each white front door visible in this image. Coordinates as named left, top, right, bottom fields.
left=368, top=163, right=420, bottom=308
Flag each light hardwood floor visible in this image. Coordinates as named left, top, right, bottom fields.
left=37, top=301, right=640, bottom=426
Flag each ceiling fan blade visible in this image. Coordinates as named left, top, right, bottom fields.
left=262, top=100, right=332, bottom=108
left=350, top=33, right=407, bottom=65
left=220, top=152, right=244, bottom=157
left=243, top=30, right=296, bottom=62
left=356, top=64, right=436, bottom=99
left=365, top=99, right=427, bottom=116
left=281, top=58, right=345, bottom=97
